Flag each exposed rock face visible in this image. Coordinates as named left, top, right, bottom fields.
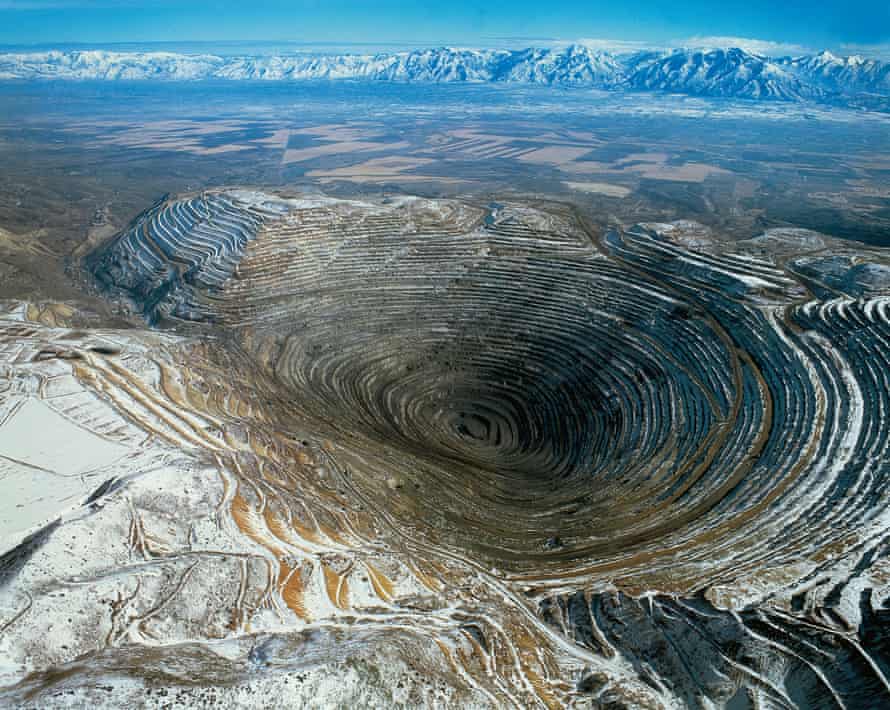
left=2, top=190, right=890, bottom=707
left=85, top=191, right=275, bottom=323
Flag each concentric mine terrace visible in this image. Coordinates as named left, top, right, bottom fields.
left=2, top=188, right=890, bottom=708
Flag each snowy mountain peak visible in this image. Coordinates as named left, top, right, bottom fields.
left=0, top=45, right=887, bottom=110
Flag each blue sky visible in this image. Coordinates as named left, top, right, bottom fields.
left=1, top=0, right=888, bottom=56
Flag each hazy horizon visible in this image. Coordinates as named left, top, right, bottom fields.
left=1, top=0, right=887, bottom=58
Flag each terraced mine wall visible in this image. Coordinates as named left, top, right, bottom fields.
left=73, top=188, right=890, bottom=708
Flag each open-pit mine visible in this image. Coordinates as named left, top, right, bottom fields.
left=1, top=188, right=890, bottom=708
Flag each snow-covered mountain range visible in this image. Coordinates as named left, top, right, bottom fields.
left=1, top=45, right=888, bottom=108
